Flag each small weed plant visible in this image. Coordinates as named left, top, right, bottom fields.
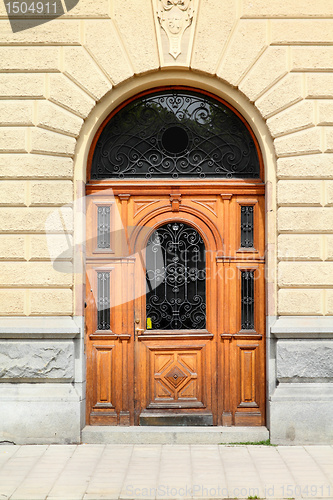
left=222, top=439, right=276, bottom=446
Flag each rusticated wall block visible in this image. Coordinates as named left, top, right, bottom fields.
left=277, top=340, right=333, bottom=382
left=0, top=341, right=74, bottom=381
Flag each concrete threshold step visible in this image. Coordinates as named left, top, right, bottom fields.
left=82, top=426, right=269, bottom=444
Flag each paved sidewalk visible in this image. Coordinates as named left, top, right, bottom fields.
left=0, top=444, right=332, bottom=500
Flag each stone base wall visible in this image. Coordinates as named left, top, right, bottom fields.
left=269, top=316, right=333, bottom=444
left=270, top=384, right=333, bottom=445
left=0, top=383, right=83, bottom=444
left=0, top=317, right=83, bottom=444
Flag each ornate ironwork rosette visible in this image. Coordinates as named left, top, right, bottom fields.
left=91, top=89, right=260, bottom=179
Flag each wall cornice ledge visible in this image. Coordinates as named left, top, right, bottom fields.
left=0, top=317, right=80, bottom=339
left=270, top=316, right=333, bottom=339
left=271, top=383, right=333, bottom=402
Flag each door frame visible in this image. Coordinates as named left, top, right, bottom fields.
left=85, top=181, right=265, bottom=426
left=83, top=83, right=267, bottom=427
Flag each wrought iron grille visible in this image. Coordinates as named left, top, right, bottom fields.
left=240, top=205, right=254, bottom=248
left=97, top=272, right=110, bottom=330
left=90, top=89, right=260, bottom=179
left=146, top=222, right=206, bottom=330
left=241, top=271, right=254, bottom=330
left=97, top=206, right=111, bottom=249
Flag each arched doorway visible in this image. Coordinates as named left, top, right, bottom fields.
left=85, top=87, right=265, bottom=426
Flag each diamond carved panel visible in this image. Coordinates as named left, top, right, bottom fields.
left=165, top=365, right=187, bottom=388
left=149, top=348, right=205, bottom=408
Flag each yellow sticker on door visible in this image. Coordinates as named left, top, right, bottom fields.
left=146, top=317, right=152, bottom=330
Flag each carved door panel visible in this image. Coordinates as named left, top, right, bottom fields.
left=85, top=187, right=265, bottom=426
left=218, top=194, right=266, bottom=426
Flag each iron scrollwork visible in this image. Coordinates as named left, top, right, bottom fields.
left=241, top=270, right=254, bottom=330
left=146, top=222, right=206, bottom=330
left=241, top=205, right=254, bottom=248
left=97, top=272, right=110, bottom=330
left=91, top=90, right=260, bottom=180
left=97, top=206, right=111, bottom=249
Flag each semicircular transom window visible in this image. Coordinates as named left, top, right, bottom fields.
left=90, top=89, right=260, bottom=179
left=145, top=222, right=206, bottom=330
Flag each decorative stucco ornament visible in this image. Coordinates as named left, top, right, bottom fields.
left=157, top=0, right=194, bottom=59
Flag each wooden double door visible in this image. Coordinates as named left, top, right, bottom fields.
left=85, top=182, right=265, bottom=426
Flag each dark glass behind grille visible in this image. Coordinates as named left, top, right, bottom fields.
left=97, top=206, right=111, bottom=249
left=241, top=271, right=254, bottom=330
left=97, top=272, right=110, bottom=330
left=91, top=90, right=260, bottom=179
left=146, top=222, right=206, bottom=330
left=241, top=205, right=254, bottom=248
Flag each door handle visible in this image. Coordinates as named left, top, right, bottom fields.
left=136, top=327, right=144, bottom=336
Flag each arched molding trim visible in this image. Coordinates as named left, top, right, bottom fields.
left=130, top=206, right=223, bottom=256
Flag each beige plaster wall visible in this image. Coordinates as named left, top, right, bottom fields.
left=0, top=0, right=332, bottom=317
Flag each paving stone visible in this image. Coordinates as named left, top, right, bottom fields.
left=0, top=444, right=332, bottom=499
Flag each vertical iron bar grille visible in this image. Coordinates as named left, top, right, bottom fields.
left=97, top=272, right=110, bottom=330
left=241, top=205, right=254, bottom=248
left=97, top=206, right=111, bottom=249
left=146, top=222, right=206, bottom=330
left=241, top=271, right=254, bottom=330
